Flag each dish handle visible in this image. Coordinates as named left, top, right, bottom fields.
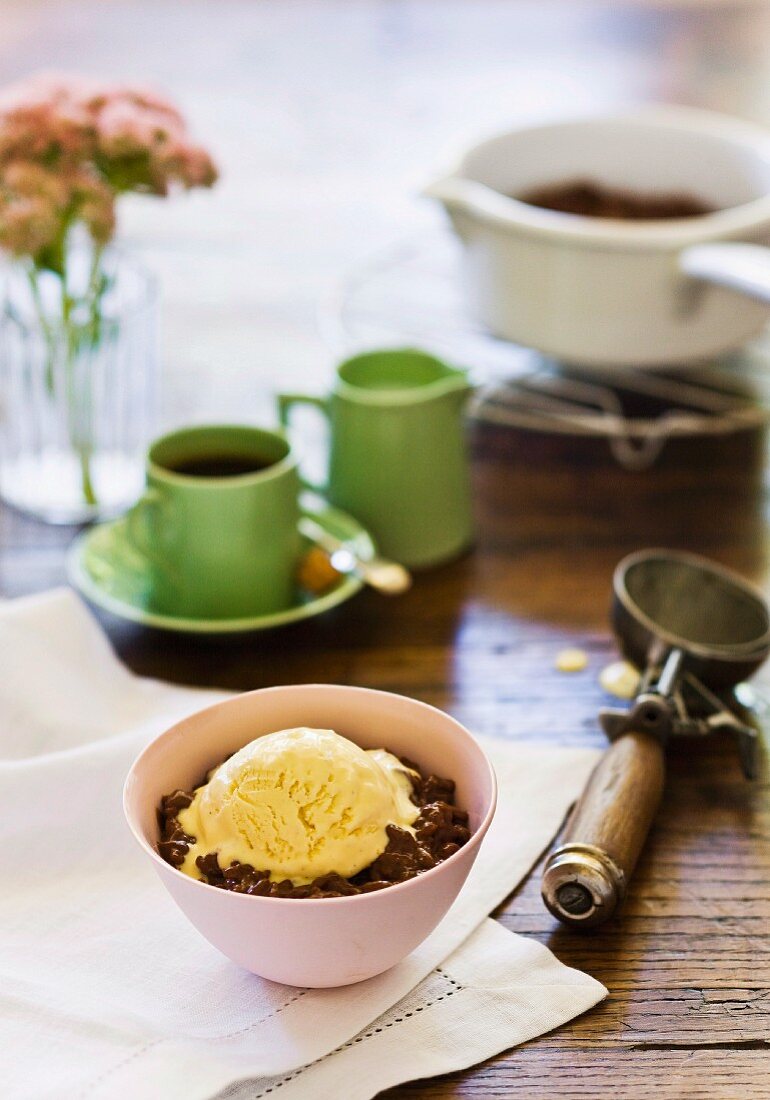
left=680, top=242, right=770, bottom=305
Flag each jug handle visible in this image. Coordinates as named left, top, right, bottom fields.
left=277, top=393, right=329, bottom=494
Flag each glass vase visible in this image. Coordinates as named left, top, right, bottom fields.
left=0, top=249, right=157, bottom=524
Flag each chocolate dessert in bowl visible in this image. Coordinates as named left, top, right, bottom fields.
left=124, top=684, right=496, bottom=988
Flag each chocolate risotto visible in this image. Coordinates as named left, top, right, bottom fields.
left=517, top=179, right=715, bottom=220
left=157, top=757, right=471, bottom=898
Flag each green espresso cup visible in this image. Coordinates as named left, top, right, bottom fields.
left=278, top=348, right=473, bottom=568
left=125, top=425, right=301, bottom=619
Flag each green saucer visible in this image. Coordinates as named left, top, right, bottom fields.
left=66, top=499, right=375, bottom=635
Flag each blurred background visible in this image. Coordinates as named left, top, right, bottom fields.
left=3, top=0, right=769, bottom=423
left=4, top=0, right=770, bottom=609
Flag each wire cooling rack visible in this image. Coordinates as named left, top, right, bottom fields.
left=319, top=233, right=770, bottom=470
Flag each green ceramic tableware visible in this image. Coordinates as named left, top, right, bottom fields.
left=67, top=497, right=374, bottom=634
left=278, top=348, right=473, bottom=568
left=124, top=424, right=301, bottom=618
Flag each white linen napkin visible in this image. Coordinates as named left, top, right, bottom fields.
left=0, top=590, right=606, bottom=1100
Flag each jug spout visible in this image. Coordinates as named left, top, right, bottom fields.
left=423, top=174, right=520, bottom=230
left=423, top=175, right=480, bottom=215
left=434, top=367, right=474, bottom=408
left=446, top=370, right=474, bottom=399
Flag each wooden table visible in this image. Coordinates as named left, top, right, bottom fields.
left=2, top=2, right=770, bottom=1096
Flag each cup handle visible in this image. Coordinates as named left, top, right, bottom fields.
left=124, top=489, right=178, bottom=588
left=277, top=392, right=330, bottom=494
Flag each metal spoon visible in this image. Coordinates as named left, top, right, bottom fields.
left=299, top=517, right=412, bottom=596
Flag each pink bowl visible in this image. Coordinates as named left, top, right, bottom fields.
left=124, top=684, right=497, bottom=988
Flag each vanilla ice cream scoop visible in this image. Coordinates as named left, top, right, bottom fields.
left=177, top=727, right=420, bottom=884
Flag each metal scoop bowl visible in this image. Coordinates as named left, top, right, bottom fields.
left=542, top=549, right=770, bottom=929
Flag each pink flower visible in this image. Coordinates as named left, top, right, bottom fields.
left=175, top=143, right=218, bottom=188
left=73, top=172, right=115, bottom=244
left=3, top=160, right=69, bottom=205
left=0, top=159, right=116, bottom=264
left=151, top=139, right=218, bottom=192
left=0, top=73, right=96, bottom=165
left=96, top=100, right=181, bottom=158
left=0, top=70, right=217, bottom=265
left=0, top=193, right=59, bottom=258
left=0, top=161, right=65, bottom=257
left=119, top=85, right=185, bottom=127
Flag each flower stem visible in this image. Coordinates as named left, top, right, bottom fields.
left=78, top=444, right=97, bottom=506
left=62, top=278, right=97, bottom=510
left=24, top=236, right=109, bottom=512
left=25, top=265, right=57, bottom=395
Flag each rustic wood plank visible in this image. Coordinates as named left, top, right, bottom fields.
left=383, top=1051, right=770, bottom=1099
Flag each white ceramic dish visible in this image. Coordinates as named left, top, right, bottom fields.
left=427, top=107, right=770, bottom=367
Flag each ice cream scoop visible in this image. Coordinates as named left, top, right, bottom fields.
left=177, top=727, right=420, bottom=884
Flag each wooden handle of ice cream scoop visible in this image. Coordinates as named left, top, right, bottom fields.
left=541, top=731, right=666, bottom=928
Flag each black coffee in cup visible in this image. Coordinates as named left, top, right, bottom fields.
left=166, top=454, right=274, bottom=478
